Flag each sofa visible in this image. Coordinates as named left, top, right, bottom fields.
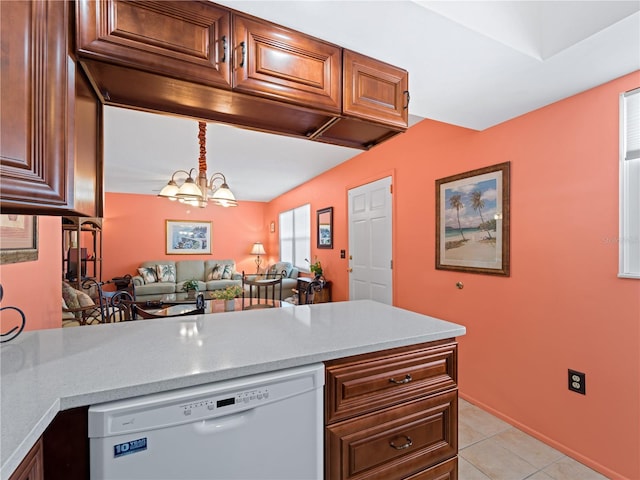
left=132, top=259, right=242, bottom=301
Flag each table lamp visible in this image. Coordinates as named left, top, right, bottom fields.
left=250, top=242, right=266, bottom=273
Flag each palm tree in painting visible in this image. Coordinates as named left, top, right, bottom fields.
left=471, top=190, right=492, bottom=239
left=449, top=194, right=466, bottom=241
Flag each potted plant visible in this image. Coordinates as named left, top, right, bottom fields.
left=212, top=285, right=243, bottom=311
left=182, top=279, right=200, bottom=299
left=305, top=257, right=323, bottom=280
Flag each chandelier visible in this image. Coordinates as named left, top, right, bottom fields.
left=158, top=121, right=237, bottom=207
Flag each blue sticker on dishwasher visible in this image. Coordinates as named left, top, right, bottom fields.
left=114, top=438, right=147, bottom=458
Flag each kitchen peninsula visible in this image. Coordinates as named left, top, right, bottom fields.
left=1, top=300, right=465, bottom=479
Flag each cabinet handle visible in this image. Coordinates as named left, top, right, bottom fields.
left=239, top=41, right=246, bottom=68
left=389, top=435, right=413, bottom=450
left=220, top=35, right=227, bottom=63
left=403, top=90, right=410, bottom=110
left=389, top=374, right=412, bottom=384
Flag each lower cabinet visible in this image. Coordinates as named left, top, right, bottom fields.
left=325, top=340, right=458, bottom=480
left=8, top=438, right=43, bottom=480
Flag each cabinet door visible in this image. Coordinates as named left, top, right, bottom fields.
left=326, top=391, right=457, bottom=480
left=76, top=0, right=231, bottom=88
left=343, top=50, right=409, bottom=128
left=9, top=438, right=43, bottom=480
left=1, top=0, right=70, bottom=211
left=232, top=14, right=341, bottom=112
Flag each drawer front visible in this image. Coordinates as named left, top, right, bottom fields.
left=326, top=342, right=457, bottom=423
left=404, top=456, right=457, bottom=480
left=326, top=390, right=457, bottom=480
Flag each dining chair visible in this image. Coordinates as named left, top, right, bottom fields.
left=242, top=272, right=283, bottom=309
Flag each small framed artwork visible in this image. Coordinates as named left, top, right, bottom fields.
left=436, top=162, right=510, bottom=276
left=270, top=221, right=276, bottom=233
left=317, top=207, right=333, bottom=249
left=0, top=215, right=38, bottom=264
left=166, top=220, right=212, bottom=255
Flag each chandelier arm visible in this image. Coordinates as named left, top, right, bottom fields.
left=170, top=169, right=196, bottom=182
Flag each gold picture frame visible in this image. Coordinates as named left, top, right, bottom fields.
left=436, top=162, right=510, bottom=276
left=0, top=215, right=38, bottom=264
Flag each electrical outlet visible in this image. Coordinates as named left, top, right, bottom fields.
left=568, top=369, right=586, bottom=395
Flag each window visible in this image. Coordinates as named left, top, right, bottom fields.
left=279, top=204, right=310, bottom=271
left=619, top=88, right=640, bottom=278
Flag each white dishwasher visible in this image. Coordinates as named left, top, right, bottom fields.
left=88, top=363, right=324, bottom=479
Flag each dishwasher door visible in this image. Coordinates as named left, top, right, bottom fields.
left=89, top=363, right=324, bottom=480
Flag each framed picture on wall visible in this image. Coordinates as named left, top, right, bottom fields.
left=0, top=215, right=38, bottom=264
left=436, top=162, right=510, bottom=276
left=166, top=220, right=212, bottom=254
left=317, top=207, right=333, bottom=249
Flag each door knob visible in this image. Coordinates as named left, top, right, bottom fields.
left=348, top=268, right=353, bottom=273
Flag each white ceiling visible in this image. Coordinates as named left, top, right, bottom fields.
left=105, top=0, right=640, bottom=202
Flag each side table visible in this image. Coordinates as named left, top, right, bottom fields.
left=297, top=277, right=332, bottom=304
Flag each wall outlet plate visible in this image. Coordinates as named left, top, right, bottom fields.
left=568, top=369, right=586, bottom=395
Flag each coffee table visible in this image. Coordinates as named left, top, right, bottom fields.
left=150, top=295, right=291, bottom=317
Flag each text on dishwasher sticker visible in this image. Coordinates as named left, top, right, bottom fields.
left=114, top=438, right=147, bottom=458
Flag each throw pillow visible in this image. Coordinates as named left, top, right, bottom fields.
left=156, top=264, right=176, bottom=283
left=137, top=267, right=158, bottom=284
left=208, top=264, right=222, bottom=280
left=221, top=264, right=233, bottom=280
left=77, top=291, right=95, bottom=307
left=61, top=282, right=80, bottom=310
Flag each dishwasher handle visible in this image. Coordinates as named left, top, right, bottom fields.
left=192, top=409, right=254, bottom=435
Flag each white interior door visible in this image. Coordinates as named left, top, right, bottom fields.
left=348, top=177, right=393, bottom=304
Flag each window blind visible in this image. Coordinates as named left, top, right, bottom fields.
left=623, top=88, right=640, bottom=161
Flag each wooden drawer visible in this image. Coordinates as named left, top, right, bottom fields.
left=404, top=457, right=457, bottom=480
left=326, top=390, right=457, bottom=480
left=326, top=341, right=457, bottom=423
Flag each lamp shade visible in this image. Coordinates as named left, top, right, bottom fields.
left=250, top=242, right=266, bottom=255
left=210, top=183, right=238, bottom=207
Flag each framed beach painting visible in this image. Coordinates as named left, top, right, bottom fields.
left=166, top=220, right=212, bottom=255
left=436, top=162, right=510, bottom=276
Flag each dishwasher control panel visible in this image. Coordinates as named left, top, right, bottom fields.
left=89, top=363, right=323, bottom=437
left=180, top=388, right=270, bottom=417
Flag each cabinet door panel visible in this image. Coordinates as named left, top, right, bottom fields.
left=343, top=50, right=408, bottom=128
left=233, top=14, right=341, bottom=112
left=326, top=391, right=457, bottom=480
left=0, top=0, right=70, bottom=210
left=76, top=0, right=231, bottom=88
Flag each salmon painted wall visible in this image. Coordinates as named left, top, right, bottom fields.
left=0, top=216, right=61, bottom=331
left=102, top=193, right=268, bottom=282
left=266, top=72, right=640, bottom=479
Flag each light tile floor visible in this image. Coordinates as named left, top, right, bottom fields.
left=458, top=398, right=609, bottom=480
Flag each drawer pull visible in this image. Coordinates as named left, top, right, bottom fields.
left=389, top=435, right=413, bottom=450
left=389, top=374, right=412, bottom=385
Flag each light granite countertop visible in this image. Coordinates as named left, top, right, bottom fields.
left=0, top=300, right=465, bottom=479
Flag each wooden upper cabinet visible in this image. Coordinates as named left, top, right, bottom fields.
left=76, top=0, right=231, bottom=89
left=232, top=14, right=342, bottom=113
left=0, top=0, right=102, bottom=216
left=343, top=49, right=409, bottom=128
